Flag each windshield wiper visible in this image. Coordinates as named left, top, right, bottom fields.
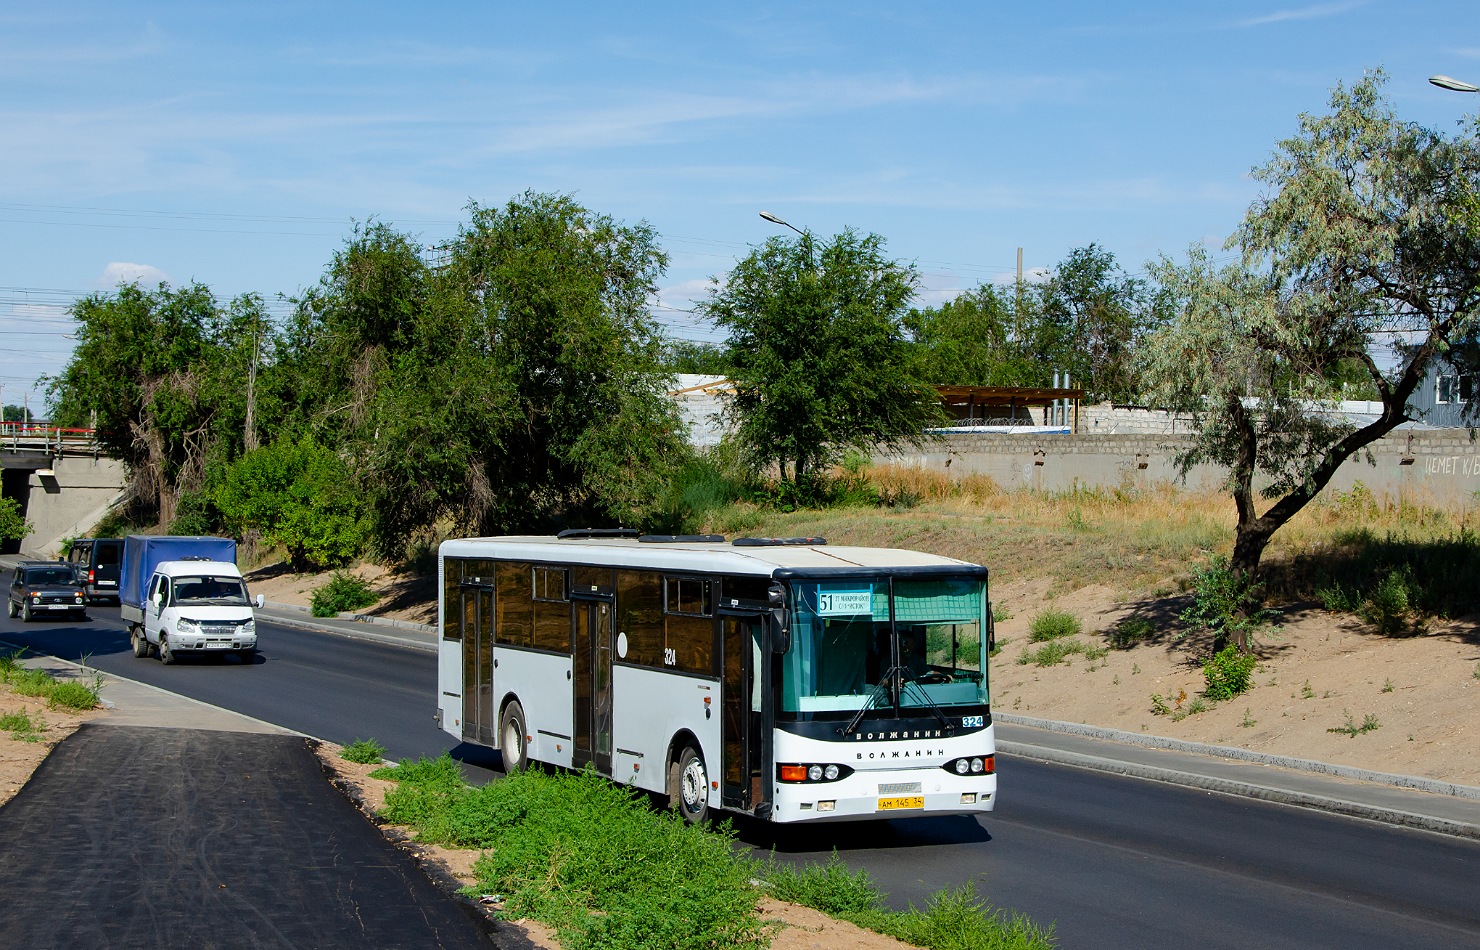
left=899, top=674, right=955, bottom=735
left=838, top=664, right=909, bottom=737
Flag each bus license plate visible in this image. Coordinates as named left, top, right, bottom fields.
left=877, top=795, right=924, bottom=811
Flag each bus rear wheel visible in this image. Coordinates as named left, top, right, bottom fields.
left=500, top=701, right=528, bottom=773
left=669, top=745, right=709, bottom=824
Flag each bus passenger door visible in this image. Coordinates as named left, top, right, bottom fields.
left=572, top=596, right=614, bottom=775
left=721, top=613, right=764, bottom=811
left=463, top=587, right=494, bottom=743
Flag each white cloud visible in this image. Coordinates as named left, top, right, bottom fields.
left=98, top=262, right=168, bottom=288
left=1232, top=3, right=1362, bottom=28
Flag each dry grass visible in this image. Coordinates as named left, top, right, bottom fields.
left=708, top=467, right=1480, bottom=609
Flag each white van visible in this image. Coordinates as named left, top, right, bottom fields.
left=132, top=559, right=264, bottom=664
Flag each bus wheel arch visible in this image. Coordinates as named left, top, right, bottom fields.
left=666, top=733, right=709, bottom=824
left=499, top=697, right=529, bottom=773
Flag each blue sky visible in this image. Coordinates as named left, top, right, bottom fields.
left=3, top=2, right=1479, bottom=409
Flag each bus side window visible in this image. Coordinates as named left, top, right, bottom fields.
left=665, top=576, right=715, bottom=675
left=532, top=566, right=571, bottom=652
left=616, top=570, right=663, bottom=665
left=442, top=558, right=463, bottom=641
left=495, top=561, right=532, bottom=647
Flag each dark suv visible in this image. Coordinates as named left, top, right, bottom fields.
left=67, top=538, right=123, bottom=603
left=8, top=562, right=88, bottom=622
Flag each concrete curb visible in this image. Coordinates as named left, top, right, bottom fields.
left=264, top=600, right=437, bottom=635
left=260, top=610, right=438, bottom=654
left=994, top=712, right=1480, bottom=801
left=995, top=739, right=1480, bottom=841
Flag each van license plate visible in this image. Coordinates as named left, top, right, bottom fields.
left=877, top=796, right=924, bottom=811
left=205, top=642, right=231, bottom=650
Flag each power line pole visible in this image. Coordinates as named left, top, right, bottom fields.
left=244, top=307, right=260, bottom=452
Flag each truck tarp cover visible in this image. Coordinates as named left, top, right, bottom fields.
left=119, top=536, right=238, bottom=611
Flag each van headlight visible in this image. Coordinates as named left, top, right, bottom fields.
left=242, top=619, right=256, bottom=636
left=176, top=619, right=201, bottom=635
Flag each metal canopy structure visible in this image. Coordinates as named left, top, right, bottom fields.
left=934, top=385, right=1085, bottom=432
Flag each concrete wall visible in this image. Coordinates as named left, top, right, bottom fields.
left=879, top=429, right=1480, bottom=507
left=4, top=456, right=127, bottom=557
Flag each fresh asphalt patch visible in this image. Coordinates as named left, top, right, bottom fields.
left=0, top=724, right=497, bottom=949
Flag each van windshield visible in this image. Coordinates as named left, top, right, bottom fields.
left=173, top=576, right=250, bottom=606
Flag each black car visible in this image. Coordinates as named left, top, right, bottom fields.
left=67, top=537, right=123, bottom=603
left=8, top=562, right=88, bottom=622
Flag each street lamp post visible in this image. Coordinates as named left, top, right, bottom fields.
left=758, top=211, right=807, bottom=237
left=1430, top=75, right=1480, bottom=93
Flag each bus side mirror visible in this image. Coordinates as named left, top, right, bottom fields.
left=987, top=603, right=996, bottom=655
left=768, top=608, right=790, bottom=654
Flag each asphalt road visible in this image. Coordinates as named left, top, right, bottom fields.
left=5, top=598, right=1479, bottom=949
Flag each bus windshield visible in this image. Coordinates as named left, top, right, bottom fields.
left=780, top=576, right=987, bottom=718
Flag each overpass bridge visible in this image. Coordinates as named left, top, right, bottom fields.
left=1, top=422, right=126, bottom=557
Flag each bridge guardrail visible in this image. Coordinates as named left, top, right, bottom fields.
left=1, top=422, right=101, bottom=456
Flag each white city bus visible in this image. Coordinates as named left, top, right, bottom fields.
left=436, top=530, right=996, bottom=824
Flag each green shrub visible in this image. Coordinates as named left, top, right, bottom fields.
left=340, top=738, right=388, bottom=764
left=311, top=572, right=379, bottom=617
left=1016, top=639, right=1086, bottom=667
left=1315, top=583, right=1359, bottom=613
left=216, top=436, right=371, bottom=569
left=1107, top=616, right=1154, bottom=649
left=1028, top=609, right=1081, bottom=642
left=169, top=489, right=223, bottom=536
left=0, top=495, right=32, bottom=543
left=1202, top=644, right=1257, bottom=701
left=1180, top=554, right=1278, bottom=644
left=1359, top=567, right=1425, bottom=635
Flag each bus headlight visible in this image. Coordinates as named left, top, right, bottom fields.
left=778, top=763, right=853, bottom=783
left=943, top=756, right=995, bottom=776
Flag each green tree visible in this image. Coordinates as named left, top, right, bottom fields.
left=906, top=284, right=1037, bottom=387
left=1035, top=244, right=1151, bottom=403
left=2, top=405, right=25, bottom=423
left=663, top=340, right=732, bottom=376
left=0, top=495, right=31, bottom=542
left=46, top=282, right=247, bottom=526
left=1140, top=71, right=1480, bottom=650
left=702, top=229, right=942, bottom=487
left=215, top=436, right=370, bottom=569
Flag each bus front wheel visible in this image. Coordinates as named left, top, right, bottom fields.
left=669, top=745, right=709, bottom=824
left=500, top=701, right=528, bottom=773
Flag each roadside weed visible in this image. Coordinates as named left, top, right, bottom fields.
left=46, top=680, right=101, bottom=711
left=760, top=853, right=1055, bottom=950
left=1301, top=681, right=1315, bottom=700
left=1028, top=609, right=1081, bottom=642
left=372, top=756, right=1052, bottom=950
left=341, top=738, right=388, bottom=764
left=0, top=709, right=45, bottom=742
left=1240, top=709, right=1256, bottom=728
left=1381, top=679, right=1394, bottom=693
left=1328, top=710, right=1381, bottom=738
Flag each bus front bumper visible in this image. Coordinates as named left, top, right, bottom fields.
left=768, top=769, right=997, bottom=823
